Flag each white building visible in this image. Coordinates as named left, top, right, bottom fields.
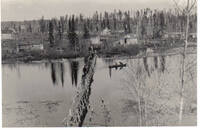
left=101, top=28, right=111, bottom=36
left=1, top=28, right=16, bottom=40
left=118, top=34, right=138, bottom=45
left=1, top=34, right=13, bottom=40
left=17, top=43, right=44, bottom=52
left=90, top=36, right=100, bottom=45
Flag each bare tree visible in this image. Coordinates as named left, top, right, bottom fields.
left=172, top=0, right=197, bottom=125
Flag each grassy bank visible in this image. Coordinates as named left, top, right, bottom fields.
left=98, top=44, right=141, bottom=57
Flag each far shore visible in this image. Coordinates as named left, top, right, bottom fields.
left=2, top=45, right=197, bottom=64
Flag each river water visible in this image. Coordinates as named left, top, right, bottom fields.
left=2, top=54, right=197, bottom=127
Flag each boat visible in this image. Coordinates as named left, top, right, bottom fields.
left=109, top=62, right=127, bottom=70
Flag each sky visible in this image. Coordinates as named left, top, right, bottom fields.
left=1, top=0, right=175, bottom=21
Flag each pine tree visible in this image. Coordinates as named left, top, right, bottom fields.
left=39, top=16, right=45, bottom=33
left=58, top=21, right=62, bottom=40
left=83, top=22, right=90, bottom=39
left=68, top=15, right=79, bottom=51
left=49, top=20, right=54, bottom=46
left=29, top=24, right=32, bottom=33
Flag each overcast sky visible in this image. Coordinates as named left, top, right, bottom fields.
left=1, top=0, right=175, bottom=21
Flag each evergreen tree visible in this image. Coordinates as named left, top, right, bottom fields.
left=29, top=24, right=32, bottom=33
left=39, top=16, right=45, bottom=33
left=58, top=21, right=62, bottom=40
left=18, top=25, right=21, bottom=33
left=113, top=14, right=117, bottom=30
left=83, top=22, right=90, bottom=39
left=49, top=20, right=54, bottom=46
left=68, top=15, right=79, bottom=51
left=60, top=16, right=65, bottom=34
left=160, top=11, right=165, bottom=37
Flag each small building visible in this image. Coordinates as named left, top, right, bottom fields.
left=20, top=25, right=26, bottom=32
left=188, top=33, right=197, bottom=39
left=1, top=34, right=13, bottom=40
left=2, top=46, right=16, bottom=54
left=90, top=36, right=101, bottom=49
left=118, top=34, right=138, bottom=45
left=1, top=28, right=16, bottom=40
left=100, top=28, right=112, bottom=41
left=164, top=32, right=185, bottom=39
left=32, top=44, right=44, bottom=51
left=101, top=28, right=111, bottom=36
left=55, top=47, right=64, bottom=53
left=17, top=43, right=44, bottom=52
left=90, top=36, right=100, bottom=45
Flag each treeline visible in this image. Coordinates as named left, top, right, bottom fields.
left=2, top=8, right=197, bottom=41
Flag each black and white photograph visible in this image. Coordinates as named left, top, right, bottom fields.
left=1, top=0, right=198, bottom=127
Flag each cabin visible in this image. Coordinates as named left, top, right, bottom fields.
left=1, top=28, right=16, bottom=40
left=32, top=44, right=44, bottom=51
left=100, top=28, right=112, bottom=41
left=2, top=46, right=16, bottom=54
left=163, top=32, right=185, bottom=40
left=101, top=28, right=111, bottom=36
left=116, top=34, right=138, bottom=45
left=90, top=36, right=100, bottom=45
left=17, top=43, right=44, bottom=52
left=188, top=33, right=197, bottom=42
left=55, top=47, right=64, bottom=53
left=1, top=34, right=13, bottom=40
left=20, top=25, right=26, bottom=33
left=90, top=36, right=101, bottom=50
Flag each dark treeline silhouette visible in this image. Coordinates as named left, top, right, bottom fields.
left=2, top=8, right=197, bottom=40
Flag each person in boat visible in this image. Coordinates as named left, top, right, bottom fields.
left=119, top=61, right=123, bottom=65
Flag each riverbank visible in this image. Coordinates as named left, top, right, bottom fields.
left=2, top=42, right=197, bottom=64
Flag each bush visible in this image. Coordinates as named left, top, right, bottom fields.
left=99, top=44, right=140, bottom=57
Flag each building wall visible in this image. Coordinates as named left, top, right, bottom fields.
left=119, top=38, right=138, bottom=45
left=17, top=44, right=44, bottom=52
left=90, top=36, right=100, bottom=45
left=32, top=44, right=44, bottom=50
left=1, top=34, right=13, bottom=40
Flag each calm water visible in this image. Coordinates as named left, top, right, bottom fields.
left=2, top=54, right=196, bottom=127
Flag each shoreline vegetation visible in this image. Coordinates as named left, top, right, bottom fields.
left=2, top=8, right=197, bottom=64
left=2, top=43, right=196, bottom=64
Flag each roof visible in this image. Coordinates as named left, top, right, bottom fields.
left=1, top=28, right=16, bottom=34
left=124, top=33, right=137, bottom=39
left=101, top=27, right=111, bottom=35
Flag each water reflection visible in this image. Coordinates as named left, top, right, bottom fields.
left=49, top=60, right=81, bottom=87
left=102, top=58, right=114, bottom=66
left=109, top=68, right=112, bottom=78
left=50, top=63, right=57, bottom=85
left=143, top=57, right=150, bottom=77
left=69, top=60, right=79, bottom=87
left=160, top=56, right=166, bottom=73
left=59, top=63, right=65, bottom=87
left=154, top=56, right=158, bottom=69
